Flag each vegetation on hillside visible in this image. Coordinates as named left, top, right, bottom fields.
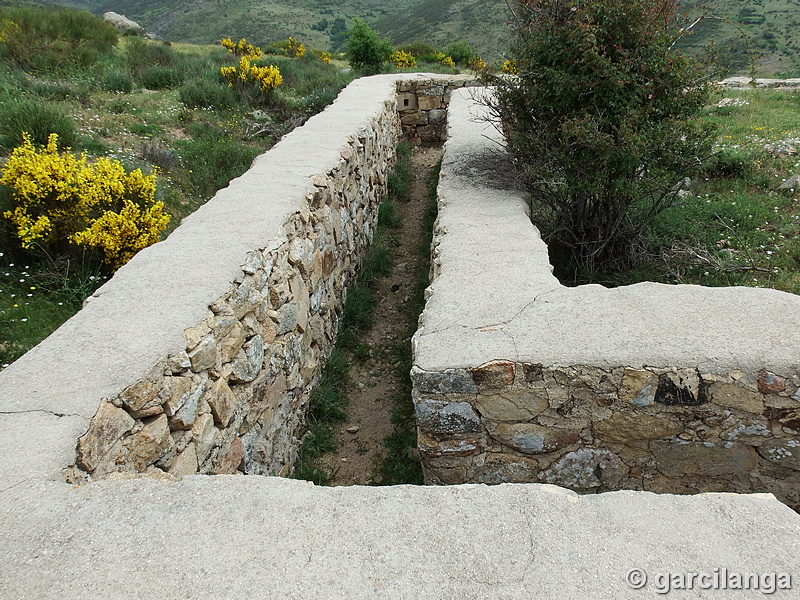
left=0, top=2, right=352, bottom=368
left=674, top=0, right=800, bottom=76
left=602, top=90, right=800, bottom=295
left=35, top=0, right=800, bottom=76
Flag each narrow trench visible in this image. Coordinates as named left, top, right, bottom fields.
left=315, top=144, right=443, bottom=486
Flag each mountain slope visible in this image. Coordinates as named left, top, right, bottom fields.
left=374, top=0, right=512, bottom=62
left=36, top=0, right=800, bottom=74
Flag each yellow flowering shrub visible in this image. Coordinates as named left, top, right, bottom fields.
left=468, top=56, right=487, bottom=71
left=502, top=60, right=518, bottom=75
left=220, top=37, right=262, bottom=59
left=314, top=50, right=332, bottom=64
left=432, top=52, right=455, bottom=68
left=221, top=56, right=282, bottom=94
left=286, top=37, right=305, bottom=58
left=0, top=133, right=169, bottom=270
left=0, top=19, right=19, bottom=42
left=390, top=50, right=416, bottom=68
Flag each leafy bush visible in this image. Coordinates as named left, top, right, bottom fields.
left=397, top=41, right=439, bottom=59
left=0, top=133, right=169, bottom=270
left=483, top=0, right=717, bottom=278
left=220, top=56, right=282, bottom=103
left=446, top=40, right=476, bottom=66
left=390, top=50, right=416, bottom=68
left=277, top=37, right=306, bottom=58
left=220, top=37, right=261, bottom=59
left=313, top=50, right=332, bottom=64
left=0, top=97, right=77, bottom=149
left=346, top=18, right=392, bottom=75
left=702, top=149, right=753, bottom=178
left=125, top=38, right=175, bottom=73
left=431, top=52, right=455, bottom=68
left=0, top=5, right=117, bottom=70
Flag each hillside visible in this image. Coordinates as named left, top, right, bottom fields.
left=30, top=0, right=800, bottom=74
left=675, top=0, right=800, bottom=75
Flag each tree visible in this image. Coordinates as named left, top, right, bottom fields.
left=346, top=17, right=393, bottom=75
left=483, top=0, right=717, bottom=280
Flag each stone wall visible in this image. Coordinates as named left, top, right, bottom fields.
left=59, top=73, right=478, bottom=484
left=413, top=88, right=800, bottom=510
left=396, top=76, right=478, bottom=145
left=66, top=79, right=405, bottom=482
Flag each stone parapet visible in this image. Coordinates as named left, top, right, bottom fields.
left=413, top=88, right=800, bottom=510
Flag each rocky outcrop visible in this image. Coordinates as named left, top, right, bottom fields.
left=103, top=11, right=144, bottom=33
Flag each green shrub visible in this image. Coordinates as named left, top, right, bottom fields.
left=484, top=0, right=716, bottom=278
left=102, top=71, right=134, bottom=93
left=0, top=97, right=77, bottom=149
left=125, top=38, right=175, bottom=73
left=0, top=133, right=168, bottom=270
left=137, top=139, right=180, bottom=171
left=28, top=80, right=74, bottom=100
left=178, top=80, right=237, bottom=109
left=702, top=149, right=753, bottom=178
left=138, top=66, right=184, bottom=90
left=0, top=5, right=117, bottom=70
left=445, top=40, right=476, bottom=65
left=270, top=54, right=352, bottom=97
left=397, top=41, right=440, bottom=59
left=346, top=17, right=393, bottom=75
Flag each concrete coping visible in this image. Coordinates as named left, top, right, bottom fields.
left=413, top=88, right=800, bottom=375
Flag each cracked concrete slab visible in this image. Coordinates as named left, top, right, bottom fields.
left=1, top=476, right=797, bottom=599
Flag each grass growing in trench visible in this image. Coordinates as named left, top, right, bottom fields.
left=292, top=141, right=414, bottom=485
left=372, top=155, right=440, bottom=486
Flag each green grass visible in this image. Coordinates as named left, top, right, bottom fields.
left=597, top=89, right=800, bottom=294
left=0, top=252, right=106, bottom=367
left=292, top=142, right=427, bottom=485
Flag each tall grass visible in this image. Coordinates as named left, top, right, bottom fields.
left=0, top=4, right=117, bottom=71
left=0, top=97, right=77, bottom=148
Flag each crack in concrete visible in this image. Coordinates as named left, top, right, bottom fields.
left=414, top=323, right=472, bottom=339
left=0, top=409, right=84, bottom=419
left=0, top=478, right=29, bottom=495
left=471, top=285, right=562, bottom=332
